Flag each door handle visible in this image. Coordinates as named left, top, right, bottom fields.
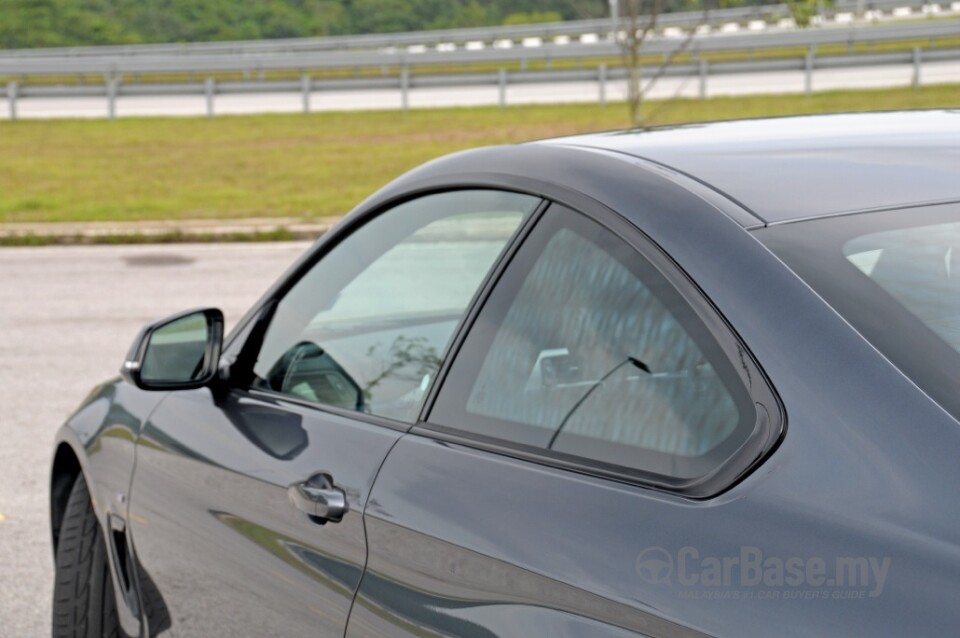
left=288, top=473, right=347, bottom=523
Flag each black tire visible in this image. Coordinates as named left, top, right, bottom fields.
left=52, top=474, right=120, bottom=638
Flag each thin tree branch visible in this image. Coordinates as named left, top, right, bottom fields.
left=642, top=3, right=711, bottom=98
left=638, top=2, right=714, bottom=127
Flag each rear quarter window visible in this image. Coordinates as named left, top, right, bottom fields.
left=428, top=203, right=775, bottom=495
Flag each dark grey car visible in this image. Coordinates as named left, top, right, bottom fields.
left=51, top=111, right=960, bottom=637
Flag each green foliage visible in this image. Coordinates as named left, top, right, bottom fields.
left=503, top=10, right=564, bottom=25
left=5, top=0, right=847, bottom=49
left=0, top=0, right=617, bottom=48
left=786, top=0, right=834, bottom=27
left=428, top=2, right=492, bottom=30
left=1, top=0, right=808, bottom=48
left=0, top=0, right=133, bottom=48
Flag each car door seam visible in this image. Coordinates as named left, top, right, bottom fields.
left=342, top=430, right=409, bottom=638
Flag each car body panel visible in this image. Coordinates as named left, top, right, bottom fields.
left=52, top=379, right=171, bottom=635
left=124, top=388, right=402, bottom=636
left=355, top=406, right=960, bottom=637
left=543, top=110, right=960, bottom=223
left=55, top=379, right=166, bottom=522
left=347, top=174, right=960, bottom=636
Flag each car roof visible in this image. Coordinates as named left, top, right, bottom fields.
left=537, top=110, right=960, bottom=225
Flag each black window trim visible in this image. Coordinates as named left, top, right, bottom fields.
left=408, top=181, right=784, bottom=500
left=237, top=386, right=412, bottom=432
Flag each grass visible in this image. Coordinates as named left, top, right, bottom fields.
left=0, top=83, right=958, bottom=225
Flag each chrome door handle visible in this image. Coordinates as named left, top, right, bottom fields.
left=288, top=473, right=347, bottom=523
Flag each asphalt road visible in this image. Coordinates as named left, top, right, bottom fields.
left=3, top=60, right=958, bottom=119
left=0, top=242, right=311, bottom=637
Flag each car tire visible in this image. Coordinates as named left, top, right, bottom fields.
left=52, top=473, right=120, bottom=638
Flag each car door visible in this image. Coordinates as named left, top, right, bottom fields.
left=125, top=189, right=542, bottom=636
left=347, top=203, right=781, bottom=637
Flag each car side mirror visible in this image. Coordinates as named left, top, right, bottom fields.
left=120, top=308, right=224, bottom=391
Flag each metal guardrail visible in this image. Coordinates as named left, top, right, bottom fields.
left=1, top=13, right=957, bottom=120
left=0, top=0, right=942, bottom=59
left=3, top=44, right=957, bottom=120
left=13, top=47, right=952, bottom=94
left=1, top=20, right=957, bottom=77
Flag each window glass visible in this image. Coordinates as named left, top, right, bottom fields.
left=252, top=190, right=540, bottom=423
left=845, top=222, right=960, bottom=351
left=431, top=206, right=754, bottom=480
left=757, top=205, right=960, bottom=423
left=141, top=313, right=209, bottom=384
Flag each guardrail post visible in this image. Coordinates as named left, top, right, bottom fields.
left=107, top=76, right=118, bottom=121
left=912, top=46, right=922, bottom=89
left=205, top=78, right=215, bottom=118
left=6, top=81, right=17, bottom=121
left=301, top=74, right=312, bottom=113
left=804, top=46, right=815, bottom=96
left=598, top=63, right=607, bottom=106
left=699, top=59, right=708, bottom=100
left=498, top=68, right=507, bottom=110
left=400, top=65, right=410, bottom=113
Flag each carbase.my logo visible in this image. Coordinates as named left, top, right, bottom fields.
left=635, top=546, right=891, bottom=598
left=635, top=546, right=674, bottom=585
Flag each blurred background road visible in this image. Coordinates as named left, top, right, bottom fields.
left=0, top=242, right=310, bottom=637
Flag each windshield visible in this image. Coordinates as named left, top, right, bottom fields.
left=756, top=202, right=960, bottom=422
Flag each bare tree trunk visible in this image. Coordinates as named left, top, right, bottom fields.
left=618, top=0, right=711, bottom=128
left=620, top=0, right=661, bottom=128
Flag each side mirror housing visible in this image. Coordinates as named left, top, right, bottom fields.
left=121, top=308, right=224, bottom=391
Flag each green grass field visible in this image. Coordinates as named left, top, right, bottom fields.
left=1, top=83, right=958, bottom=224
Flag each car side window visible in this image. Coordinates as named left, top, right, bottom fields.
left=251, top=190, right=541, bottom=423
left=430, top=205, right=756, bottom=482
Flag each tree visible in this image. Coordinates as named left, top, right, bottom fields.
left=618, top=0, right=662, bottom=127
left=616, top=0, right=711, bottom=127
left=1, top=0, right=779, bottom=50
left=786, top=0, right=834, bottom=27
